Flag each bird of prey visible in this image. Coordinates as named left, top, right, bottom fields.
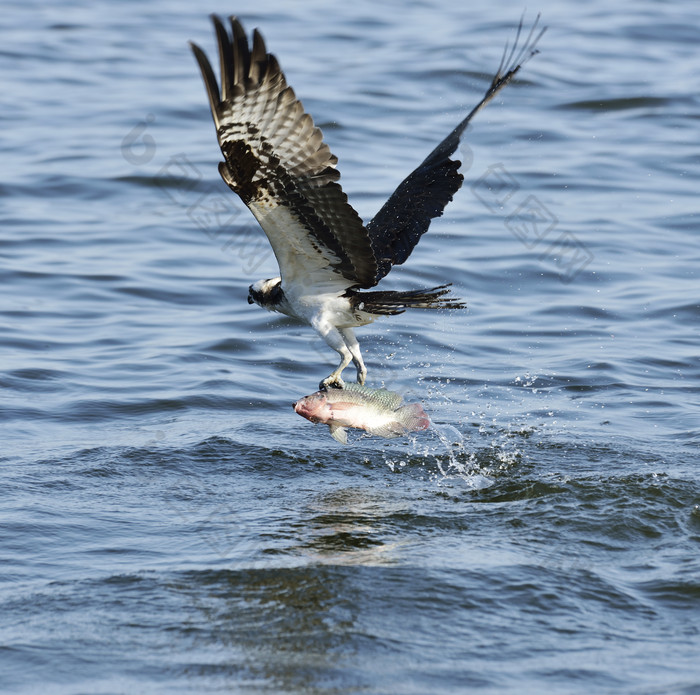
left=190, top=15, right=544, bottom=389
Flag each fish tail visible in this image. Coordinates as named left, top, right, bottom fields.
left=395, top=403, right=431, bottom=432
left=350, top=284, right=466, bottom=316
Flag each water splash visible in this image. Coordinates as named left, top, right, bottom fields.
left=431, top=423, right=494, bottom=488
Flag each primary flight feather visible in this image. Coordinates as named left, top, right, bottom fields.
left=190, top=14, right=544, bottom=388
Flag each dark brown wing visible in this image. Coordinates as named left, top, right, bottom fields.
left=366, top=15, right=545, bottom=281
left=190, top=15, right=378, bottom=288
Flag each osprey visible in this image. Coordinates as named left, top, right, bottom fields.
left=190, top=15, right=544, bottom=388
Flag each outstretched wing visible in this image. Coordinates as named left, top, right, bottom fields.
left=367, top=16, right=546, bottom=282
left=190, top=15, right=378, bottom=289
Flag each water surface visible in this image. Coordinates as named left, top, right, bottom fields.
left=2, top=0, right=699, bottom=693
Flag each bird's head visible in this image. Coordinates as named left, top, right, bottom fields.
left=248, top=277, right=283, bottom=310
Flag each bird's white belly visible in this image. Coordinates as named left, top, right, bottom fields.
left=286, top=290, right=358, bottom=326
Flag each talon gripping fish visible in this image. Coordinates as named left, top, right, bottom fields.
left=293, top=383, right=430, bottom=444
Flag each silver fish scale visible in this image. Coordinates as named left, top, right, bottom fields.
left=333, top=383, right=404, bottom=411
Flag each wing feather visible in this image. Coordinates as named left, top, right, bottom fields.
left=191, top=15, right=378, bottom=288
left=366, top=15, right=545, bottom=281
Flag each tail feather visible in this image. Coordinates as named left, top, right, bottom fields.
left=350, top=284, right=466, bottom=316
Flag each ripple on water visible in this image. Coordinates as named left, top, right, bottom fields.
left=2, top=2, right=700, bottom=694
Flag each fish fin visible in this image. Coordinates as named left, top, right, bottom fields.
left=395, top=403, right=431, bottom=432
left=329, top=424, right=348, bottom=444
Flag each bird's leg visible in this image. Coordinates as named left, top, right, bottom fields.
left=320, top=370, right=347, bottom=390
left=340, top=328, right=366, bottom=385
left=313, top=318, right=352, bottom=390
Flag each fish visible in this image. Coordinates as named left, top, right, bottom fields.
left=293, top=383, right=431, bottom=444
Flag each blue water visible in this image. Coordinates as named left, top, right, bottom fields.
left=2, top=0, right=699, bottom=693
